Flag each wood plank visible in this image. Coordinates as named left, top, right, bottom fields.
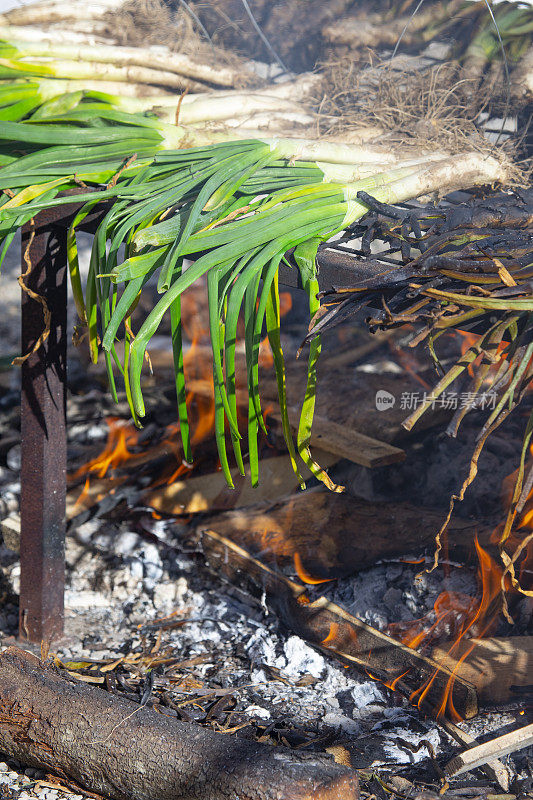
left=284, top=410, right=405, bottom=468
left=444, top=723, right=533, bottom=779
left=179, top=377, right=405, bottom=469
left=146, top=451, right=338, bottom=515
left=439, top=718, right=510, bottom=792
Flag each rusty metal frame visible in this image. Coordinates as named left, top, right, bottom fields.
left=19, top=211, right=68, bottom=643
left=16, top=200, right=363, bottom=643
left=18, top=199, right=108, bottom=643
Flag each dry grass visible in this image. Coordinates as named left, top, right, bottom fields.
left=318, top=53, right=525, bottom=167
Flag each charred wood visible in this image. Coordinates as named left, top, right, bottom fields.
left=196, top=487, right=495, bottom=580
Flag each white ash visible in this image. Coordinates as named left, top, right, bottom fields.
left=242, top=704, right=271, bottom=720
left=283, top=636, right=326, bottom=679
left=1, top=496, right=531, bottom=784
left=318, top=560, right=478, bottom=631
left=0, top=511, right=453, bottom=773
left=351, top=680, right=386, bottom=710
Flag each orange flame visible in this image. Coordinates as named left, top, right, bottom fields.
left=456, top=329, right=510, bottom=380
left=321, top=622, right=339, bottom=646
left=69, top=285, right=293, bottom=499
left=457, top=330, right=481, bottom=378
left=293, top=552, right=335, bottom=585
left=71, top=474, right=91, bottom=511
left=389, top=340, right=431, bottom=390
left=71, top=417, right=139, bottom=481
left=495, top=444, right=533, bottom=589
left=389, top=537, right=507, bottom=720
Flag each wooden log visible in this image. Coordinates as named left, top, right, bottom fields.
left=0, top=647, right=359, bottom=800
left=196, top=487, right=495, bottom=580
left=193, top=527, right=478, bottom=720
left=444, top=722, right=533, bottom=779
left=432, top=637, right=533, bottom=705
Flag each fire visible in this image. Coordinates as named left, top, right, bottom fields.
left=293, top=552, right=334, bottom=585
left=71, top=417, right=140, bottom=481
left=496, top=447, right=533, bottom=599
left=71, top=475, right=91, bottom=512
left=457, top=330, right=481, bottom=378
left=389, top=590, right=477, bottom=652
left=182, top=330, right=216, bottom=449
left=278, top=292, right=292, bottom=318
left=388, top=668, right=410, bottom=692
left=456, top=329, right=511, bottom=381
left=258, top=335, right=274, bottom=369
left=389, top=339, right=431, bottom=390
left=321, top=621, right=358, bottom=652
left=431, top=539, right=508, bottom=720
left=68, top=418, right=139, bottom=509
left=388, top=537, right=508, bottom=720
left=321, top=622, right=340, bottom=646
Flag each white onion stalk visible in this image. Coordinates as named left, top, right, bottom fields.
left=11, top=76, right=319, bottom=106
left=0, top=57, right=211, bottom=91
left=0, top=1, right=122, bottom=27
left=4, top=39, right=251, bottom=88
left=183, top=111, right=318, bottom=131
left=204, top=131, right=451, bottom=166
left=151, top=94, right=311, bottom=125
left=7, top=77, right=320, bottom=130
left=47, top=20, right=110, bottom=35
left=20, top=76, right=176, bottom=98
left=251, top=72, right=321, bottom=101
left=0, top=24, right=115, bottom=45
left=340, top=153, right=507, bottom=226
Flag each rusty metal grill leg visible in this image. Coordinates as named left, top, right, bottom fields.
left=19, top=211, right=67, bottom=643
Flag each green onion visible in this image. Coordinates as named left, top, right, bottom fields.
left=0, top=63, right=510, bottom=489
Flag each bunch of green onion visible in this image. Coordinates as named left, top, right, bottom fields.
left=0, top=69, right=509, bottom=490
